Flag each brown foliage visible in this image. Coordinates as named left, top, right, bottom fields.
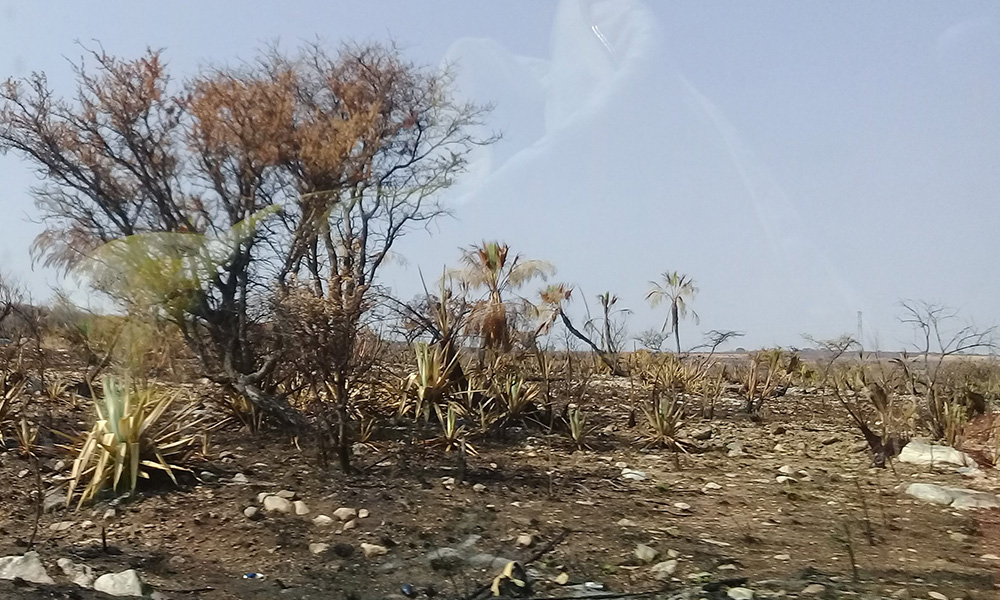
left=0, top=42, right=492, bottom=432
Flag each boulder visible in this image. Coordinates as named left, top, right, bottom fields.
left=898, top=441, right=975, bottom=467
left=93, top=569, right=146, bottom=597
left=0, top=551, right=55, bottom=585
left=905, top=482, right=1000, bottom=509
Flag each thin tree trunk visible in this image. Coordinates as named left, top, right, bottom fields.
left=333, top=376, right=352, bottom=473
left=673, top=302, right=681, bottom=354
left=558, top=310, right=626, bottom=377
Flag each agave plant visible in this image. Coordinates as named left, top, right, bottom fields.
left=0, top=371, right=26, bottom=447
left=566, top=406, right=592, bottom=450
left=642, top=393, right=687, bottom=451
left=400, top=343, right=459, bottom=422
left=430, top=402, right=478, bottom=455
left=493, top=373, right=539, bottom=425
left=64, top=377, right=204, bottom=508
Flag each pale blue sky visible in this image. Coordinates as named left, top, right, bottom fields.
left=0, top=1, right=997, bottom=350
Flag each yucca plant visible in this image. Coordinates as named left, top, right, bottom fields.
left=642, top=393, right=687, bottom=451
left=356, top=416, right=378, bottom=452
left=14, top=416, right=38, bottom=457
left=46, top=376, right=70, bottom=403
left=63, top=377, right=204, bottom=509
left=566, top=406, right=591, bottom=450
left=217, top=392, right=264, bottom=433
left=400, top=343, right=458, bottom=422
left=0, top=372, right=26, bottom=447
left=739, top=349, right=791, bottom=414
left=493, top=373, right=539, bottom=425
left=430, top=402, right=478, bottom=455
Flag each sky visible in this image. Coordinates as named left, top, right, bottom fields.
left=0, top=1, right=997, bottom=351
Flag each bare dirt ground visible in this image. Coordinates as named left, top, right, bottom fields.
left=2, top=384, right=999, bottom=600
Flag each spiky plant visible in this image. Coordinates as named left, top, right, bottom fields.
left=0, top=372, right=25, bottom=447
left=64, top=377, right=204, bottom=508
left=494, top=373, right=539, bottom=425
left=400, top=342, right=459, bottom=422
left=642, top=393, right=687, bottom=450
left=430, top=402, right=478, bottom=455
left=567, top=406, right=591, bottom=450
left=46, top=376, right=70, bottom=403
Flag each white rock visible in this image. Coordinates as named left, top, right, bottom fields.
left=778, top=465, right=795, bottom=475
left=343, top=519, right=357, bottom=531
left=309, top=543, right=329, bottom=555
left=49, top=521, right=74, bottom=532
left=927, top=592, right=947, bottom=600
left=775, top=476, right=797, bottom=484
left=634, top=543, right=658, bottom=562
left=313, top=515, right=334, bottom=527
left=905, top=483, right=1000, bottom=509
left=276, top=489, right=297, bottom=499
left=898, top=441, right=975, bottom=467
left=650, top=559, right=678, bottom=580
left=333, top=507, right=357, bottom=521
left=905, top=483, right=954, bottom=505
left=103, top=508, right=117, bottom=520
left=231, top=472, right=248, bottom=484
left=801, top=584, right=826, bottom=595
left=516, top=534, right=534, bottom=548
left=360, top=542, right=388, bottom=557
left=243, top=506, right=262, bottom=520
left=702, top=482, right=722, bottom=491
left=57, top=557, right=95, bottom=588
left=263, top=495, right=293, bottom=514
left=256, top=492, right=271, bottom=504
left=293, top=500, right=310, bottom=515
left=0, top=551, right=55, bottom=584
left=358, top=508, right=370, bottom=519
left=621, top=468, right=647, bottom=481
left=617, top=518, right=638, bottom=527
left=93, top=569, right=145, bottom=597
left=727, top=587, right=754, bottom=600
left=673, top=502, right=691, bottom=511
left=473, top=483, right=487, bottom=493
left=773, top=554, right=790, bottom=560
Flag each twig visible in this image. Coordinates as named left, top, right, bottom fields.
left=360, top=454, right=393, bottom=474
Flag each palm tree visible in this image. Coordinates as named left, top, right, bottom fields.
left=646, top=271, right=699, bottom=354
left=452, top=241, right=554, bottom=352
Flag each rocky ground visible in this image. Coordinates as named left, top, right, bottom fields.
left=1, top=388, right=999, bottom=599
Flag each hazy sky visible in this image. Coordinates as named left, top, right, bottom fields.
left=0, top=1, right=997, bottom=351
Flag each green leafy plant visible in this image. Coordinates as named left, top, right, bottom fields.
left=0, top=370, right=25, bottom=447
left=400, top=342, right=459, bottom=422
left=566, top=406, right=591, bottom=450
left=63, top=377, right=204, bottom=508
left=430, top=402, right=477, bottom=455
left=642, top=393, right=687, bottom=450
left=493, top=373, right=539, bottom=425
